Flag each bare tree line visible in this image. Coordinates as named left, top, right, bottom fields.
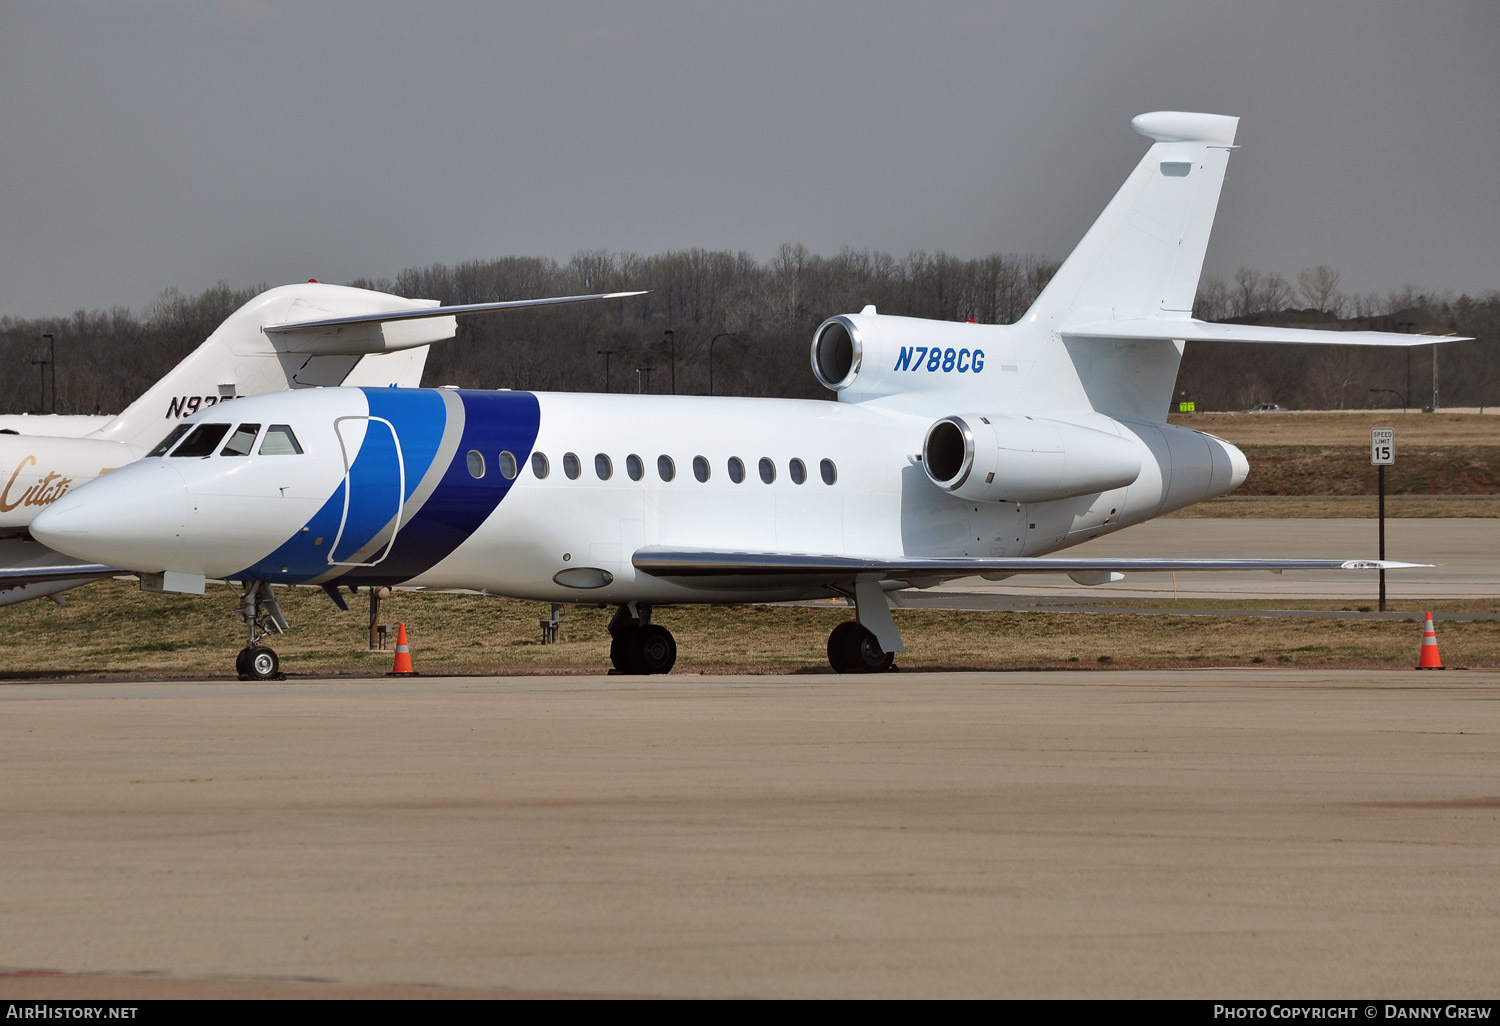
left=1, top=252, right=1494, bottom=415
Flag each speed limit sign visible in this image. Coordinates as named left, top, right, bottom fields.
left=1371, top=427, right=1395, bottom=466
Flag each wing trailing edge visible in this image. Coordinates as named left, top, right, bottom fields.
left=633, top=548, right=1429, bottom=587
left=0, top=563, right=122, bottom=586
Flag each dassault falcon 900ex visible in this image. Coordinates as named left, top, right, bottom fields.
left=33, top=112, right=1451, bottom=679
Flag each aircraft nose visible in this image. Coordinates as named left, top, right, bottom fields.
left=31, top=461, right=190, bottom=573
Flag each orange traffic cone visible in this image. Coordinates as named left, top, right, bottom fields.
left=388, top=623, right=417, bottom=676
left=1416, top=611, right=1445, bottom=670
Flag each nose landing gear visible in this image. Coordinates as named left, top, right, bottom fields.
left=232, top=580, right=288, bottom=681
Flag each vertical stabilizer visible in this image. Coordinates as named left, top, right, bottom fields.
left=1028, top=112, right=1238, bottom=328
left=1017, top=112, right=1238, bottom=421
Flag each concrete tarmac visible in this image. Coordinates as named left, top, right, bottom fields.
left=3, top=669, right=1499, bottom=999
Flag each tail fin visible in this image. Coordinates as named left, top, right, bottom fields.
left=1026, top=112, right=1239, bottom=329
left=1022, top=113, right=1463, bottom=421
left=88, top=282, right=646, bottom=451
left=1003, top=113, right=1237, bottom=422
left=813, top=113, right=1455, bottom=423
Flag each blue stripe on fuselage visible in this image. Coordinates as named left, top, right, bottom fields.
left=344, top=389, right=540, bottom=585
left=235, top=388, right=540, bottom=586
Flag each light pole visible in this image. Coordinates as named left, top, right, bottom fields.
left=663, top=329, right=675, bottom=394
left=708, top=332, right=739, bottom=396
left=597, top=349, right=617, bottom=392
left=1396, top=321, right=1416, bottom=414
left=1431, top=343, right=1439, bottom=412
left=33, top=332, right=54, bottom=413
left=43, top=333, right=54, bottom=413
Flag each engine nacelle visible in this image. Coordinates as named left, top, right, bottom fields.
left=921, top=414, right=1143, bottom=503
left=811, top=313, right=999, bottom=401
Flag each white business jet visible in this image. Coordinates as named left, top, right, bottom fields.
left=2, top=281, right=639, bottom=605
left=33, top=112, right=1453, bottom=678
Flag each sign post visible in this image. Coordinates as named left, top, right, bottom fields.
left=1371, top=428, right=1395, bottom=611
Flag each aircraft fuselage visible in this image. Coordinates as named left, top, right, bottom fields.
left=32, top=385, right=1247, bottom=606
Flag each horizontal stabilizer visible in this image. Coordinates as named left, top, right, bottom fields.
left=262, top=290, right=647, bottom=355
left=634, top=548, right=1428, bottom=587
left=265, top=290, right=647, bottom=333
left=1062, top=318, right=1471, bottom=347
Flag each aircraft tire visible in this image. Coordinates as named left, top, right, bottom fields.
left=827, top=621, right=863, bottom=672
left=235, top=647, right=252, bottom=678
left=246, top=645, right=280, bottom=681
left=832, top=622, right=894, bottom=673
left=628, top=624, right=677, bottom=675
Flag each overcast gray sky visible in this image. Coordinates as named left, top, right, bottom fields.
left=2, top=0, right=1496, bottom=319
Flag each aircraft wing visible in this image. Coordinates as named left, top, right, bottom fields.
left=632, top=548, right=1428, bottom=588
left=1061, top=318, right=1471, bottom=346
left=0, top=562, right=121, bottom=586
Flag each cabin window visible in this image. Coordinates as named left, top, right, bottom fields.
left=172, top=424, right=232, bottom=458
left=531, top=452, right=550, bottom=479
left=693, top=455, right=710, bottom=482
left=563, top=452, right=581, bottom=480
left=727, top=456, right=745, bottom=484
left=259, top=425, right=303, bottom=455
left=626, top=454, right=644, bottom=481
left=498, top=451, right=518, bottom=479
left=789, top=458, right=807, bottom=485
left=820, top=458, right=837, bottom=485
left=147, top=424, right=192, bottom=457
left=657, top=455, right=675, bottom=482
left=595, top=453, right=613, bottom=480
left=220, top=424, right=261, bottom=457
left=467, top=450, right=486, bottom=479
left=758, top=457, right=776, bottom=484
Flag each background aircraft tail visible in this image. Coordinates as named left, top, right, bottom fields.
left=89, top=283, right=445, bottom=450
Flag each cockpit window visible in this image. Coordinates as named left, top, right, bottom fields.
left=147, top=423, right=193, bottom=457
left=171, top=424, right=232, bottom=458
left=220, top=424, right=261, bottom=457
left=259, top=424, right=303, bottom=455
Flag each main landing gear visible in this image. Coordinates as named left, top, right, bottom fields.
left=825, top=578, right=903, bottom=673
left=608, top=602, right=677, bottom=675
left=826, top=621, right=895, bottom=673
left=232, top=580, right=288, bottom=681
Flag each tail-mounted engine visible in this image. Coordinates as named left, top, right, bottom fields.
left=812, top=313, right=998, bottom=401
left=921, top=414, right=1142, bottom=504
